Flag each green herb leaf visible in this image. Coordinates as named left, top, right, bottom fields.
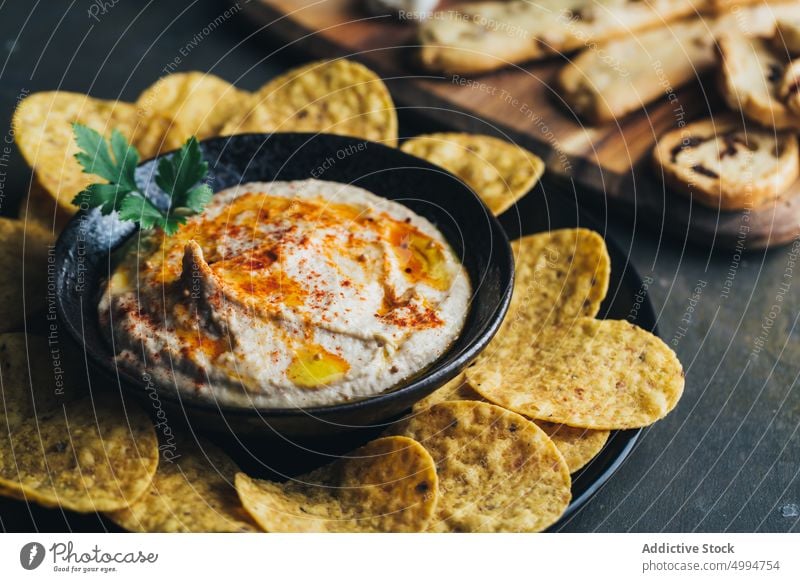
left=155, top=136, right=209, bottom=209
left=73, top=124, right=118, bottom=183
left=181, top=184, right=214, bottom=214
left=71, top=123, right=212, bottom=234
left=73, top=183, right=131, bottom=215
left=109, top=129, right=140, bottom=191
left=117, top=193, right=166, bottom=230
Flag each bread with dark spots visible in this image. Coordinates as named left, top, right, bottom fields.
left=653, top=115, right=799, bottom=210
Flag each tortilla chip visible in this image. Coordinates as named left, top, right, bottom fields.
left=235, top=436, right=437, bottom=532
left=131, top=113, right=185, bottom=159
left=0, top=333, right=84, bottom=427
left=436, top=229, right=614, bottom=462
left=136, top=72, right=250, bottom=142
left=412, top=373, right=609, bottom=473
left=502, top=228, right=610, bottom=343
left=0, top=354, right=158, bottom=512
left=221, top=59, right=398, bottom=146
left=107, top=437, right=258, bottom=532
left=0, top=398, right=158, bottom=512
left=467, top=318, right=684, bottom=430
left=400, top=133, right=544, bottom=215
left=17, top=180, right=72, bottom=236
left=535, top=422, right=610, bottom=473
left=13, top=91, right=181, bottom=214
left=390, top=401, right=571, bottom=532
left=0, top=218, right=54, bottom=332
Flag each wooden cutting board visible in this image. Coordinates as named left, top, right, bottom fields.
left=239, top=0, right=800, bottom=250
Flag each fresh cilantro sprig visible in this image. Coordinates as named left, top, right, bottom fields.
left=71, top=123, right=213, bottom=235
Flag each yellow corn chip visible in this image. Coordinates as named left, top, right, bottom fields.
left=401, top=133, right=544, bottom=215
left=0, top=334, right=158, bottom=512
left=500, top=228, right=610, bottom=346
left=467, top=318, right=684, bottom=429
left=0, top=395, right=158, bottom=512
left=412, top=373, right=477, bottom=412
left=0, top=333, right=83, bottom=426
left=412, top=373, right=609, bottom=473
left=137, top=72, right=250, bottom=142
left=0, top=219, right=54, bottom=332
left=221, top=59, right=398, bottom=146
left=13, top=91, right=181, bottom=214
left=391, top=400, right=571, bottom=532
left=107, top=437, right=258, bottom=532
left=535, top=422, right=610, bottom=473
left=17, top=180, right=72, bottom=236
left=235, top=436, right=437, bottom=532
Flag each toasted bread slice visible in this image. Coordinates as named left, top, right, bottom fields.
left=558, top=5, right=798, bottom=123
left=704, top=0, right=791, bottom=13
left=653, top=115, right=799, bottom=209
left=718, top=33, right=800, bottom=130
left=779, top=59, right=800, bottom=115
left=418, top=0, right=699, bottom=74
left=774, top=15, right=800, bottom=56
left=558, top=18, right=714, bottom=123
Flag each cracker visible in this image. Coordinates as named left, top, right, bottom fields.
left=136, top=72, right=250, bottom=142
left=413, top=373, right=609, bottom=472
left=0, top=218, right=55, bottom=332
left=235, top=436, right=437, bottom=532
left=400, top=133, right=544, bottom=215
left=107, top=437, right=258, bottom=532
left=558, top=7, right=795, bottom=124
left=391, top=401, right=571, bottom=532
left=0, top=394, right=158, bottom=512
left=780, top=60, right=800, bottom=116
left=13, top=91, right=181, bottom=214
left=221, top=59, right=398, bottom=146
left=467, top=318, right=684, bottom=429
left=706, top=0, right=790, bottom=13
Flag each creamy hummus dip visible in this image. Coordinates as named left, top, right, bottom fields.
left=100, top=179, right=470, bottom=408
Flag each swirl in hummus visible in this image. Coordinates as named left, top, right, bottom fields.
left=100, top=179, right=471, bottom=408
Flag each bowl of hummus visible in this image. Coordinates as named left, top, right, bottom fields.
left=55, top=133, right=513, bottom=437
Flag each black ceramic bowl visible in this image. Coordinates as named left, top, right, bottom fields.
left=54, top=133, right=513, bottom=438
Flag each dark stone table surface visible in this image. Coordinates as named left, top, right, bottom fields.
left=0, top=1, right=797, bottom=533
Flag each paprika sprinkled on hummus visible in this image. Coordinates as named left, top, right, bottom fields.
left=99, top=179, right=470, bottom=408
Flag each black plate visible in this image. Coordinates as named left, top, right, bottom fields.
left=2, top=136, right=651, bottom=533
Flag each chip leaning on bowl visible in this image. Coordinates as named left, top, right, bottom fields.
left=12, top=91, right=184, bottom=216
